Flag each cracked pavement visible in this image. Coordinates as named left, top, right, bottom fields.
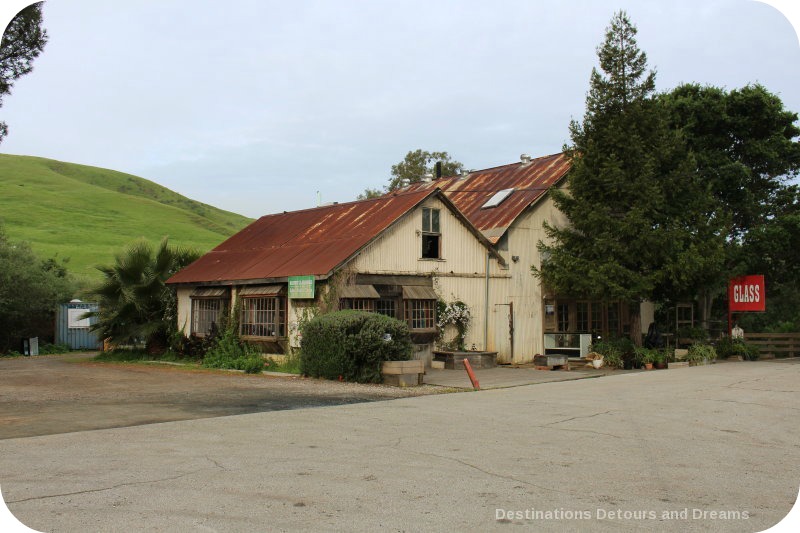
left=1, top=359, right=799, bottom=532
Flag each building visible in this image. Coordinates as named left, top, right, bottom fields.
left=402, top=152, right=652, bottom=362
left=168, top=152, right=652, bottom=365
left=166, top=188, right=506, bottom=366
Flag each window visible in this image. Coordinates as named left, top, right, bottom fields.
left=339, top=298, right=375, bottom=312
left=576, top=302, right=589, bottom=332
left=606, top=302, right=620, bottom=335
left=376, top=299, right=396, bottom=318
left=421, top=207, right=441, bottom=259
left=240, top=297, right=286, bottom=337
left=405, top=299, right=436, bottom=329
left=191, top=298, right=225, bottom=336
left=557, top=303, right=570, bottom=332
left=591, top=302, right=603, bottom=333
left=481, top=188, right=514, bottom=209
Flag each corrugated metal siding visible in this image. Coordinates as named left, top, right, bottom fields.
left=435, top=276, right=511, bottom=358
left=502, top=193, right=568, bottom=362
left=350, top=198, right=505, bottom=276
left=55, top=302, right=102, bottom=350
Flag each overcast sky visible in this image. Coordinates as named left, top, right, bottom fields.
left=1, top=1, right=799, bottom=218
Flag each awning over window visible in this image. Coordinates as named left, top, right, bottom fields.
left=339, top=285, right=380, bottom=299
left=191, top=287, right=228, bottom=298
left=238, top=285, right=285, bottom=297
left=402, top=286, right=438, bottom=300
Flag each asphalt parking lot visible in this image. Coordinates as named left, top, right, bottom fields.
left=1, top=356, right=799, bottom=532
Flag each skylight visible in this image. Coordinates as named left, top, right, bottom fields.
left=481, top=188, right=515, bottom=209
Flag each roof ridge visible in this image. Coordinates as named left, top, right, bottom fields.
left=437, top=151, right=566, bottom=178
left=256, top=188, right=433, bottom=219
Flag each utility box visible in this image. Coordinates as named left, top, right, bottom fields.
left=22, top=337, right=39, bottom=356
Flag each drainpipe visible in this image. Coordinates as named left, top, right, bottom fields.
left=484, top=252, right=490, bottom=351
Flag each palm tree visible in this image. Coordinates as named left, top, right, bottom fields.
left=86, top=238, right=199, bottom=352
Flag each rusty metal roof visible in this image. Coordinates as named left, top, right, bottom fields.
left=168, top=189, right=439, bottom=284
left=403, top=152, right=570, bottom=243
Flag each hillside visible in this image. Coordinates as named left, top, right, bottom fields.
left=0, top=154, right=253, bottom=281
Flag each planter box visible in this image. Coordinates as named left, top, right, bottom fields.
left=533, top=354, right=570, bottom=371
left=381, top=360, right=424, bottom=387
left=433, top=351, right=497, bottom=370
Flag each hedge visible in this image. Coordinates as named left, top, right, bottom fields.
left=300, top=311, right=413, bottom=383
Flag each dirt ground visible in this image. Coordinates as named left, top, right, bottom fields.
left=0, top=353, right=446, bottom=440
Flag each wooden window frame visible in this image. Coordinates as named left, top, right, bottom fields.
left=404, top=299, right=436, bottom=330
left=338, top=298, right=376, bottom=312
left=421, top=207, right=442, bottom=259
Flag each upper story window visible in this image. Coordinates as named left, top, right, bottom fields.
left=421, top=207, right=441, bottom=259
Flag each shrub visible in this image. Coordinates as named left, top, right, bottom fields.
left=300, top=311, right=413, bottom=383
left=591, top=338, right=633, bottom=368
left=266, top=351, right=302, bottom=374
left=94, top=349, right=151, bottom=362
left=686, top=343, right=717, bottom=363
left=38, top=342, right=71, bottom=355
left=715, top=337, right=760, bottom=360
left=633, top=346, right=657, bottom=365
left=202, top=328, right=264, bottom=374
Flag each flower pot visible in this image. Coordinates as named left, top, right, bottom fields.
left=592, top=359, right=603, bottom=369
left=644, top=363, right=653, bottom=370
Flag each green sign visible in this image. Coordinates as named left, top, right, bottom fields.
left=288, top=275, right=315, bottom=299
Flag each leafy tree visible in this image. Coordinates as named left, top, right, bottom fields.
left=0, top=2, right=48, bottom=143
left=0, top=225, right=73, bottom=352
left=659, top=84, right=800, bottom=329
left=535, top=12, right=725, bottom=312
left=387, top=149, right=464, bottom=191
left=659, top=83, right=800, bottom=242
left=85, top=238, right=200, bottom=353
left=357, top=187, right=383, bottom=200
left=735, top=186, right=800, bottom=331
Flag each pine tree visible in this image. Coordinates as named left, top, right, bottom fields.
left=535, top=12, right=724, bottom=307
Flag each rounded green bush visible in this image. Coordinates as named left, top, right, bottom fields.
left=300, top=311, right=413, bottom=383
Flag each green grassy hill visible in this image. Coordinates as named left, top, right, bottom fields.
left=0, top=154, right=253, bottom=282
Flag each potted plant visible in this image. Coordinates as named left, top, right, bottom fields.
left=686, top=343, right=717, bottom=366
left=634, top=346, right=655, bottom=370
left=653, top=350, right=668, bottom=369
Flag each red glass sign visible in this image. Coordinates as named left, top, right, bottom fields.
left=728, top=275, right=765, bottom=312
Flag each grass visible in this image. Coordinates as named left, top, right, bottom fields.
left=0, top=153, right=252, bottom=282
left=265, top=353, right=302, bottom=374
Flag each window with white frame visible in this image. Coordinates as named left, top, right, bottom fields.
left=240, top=297, right=286, bottom=337
left=421, top=207, right=441, bottom=259
left=191, top=298, right=225, bottom=336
